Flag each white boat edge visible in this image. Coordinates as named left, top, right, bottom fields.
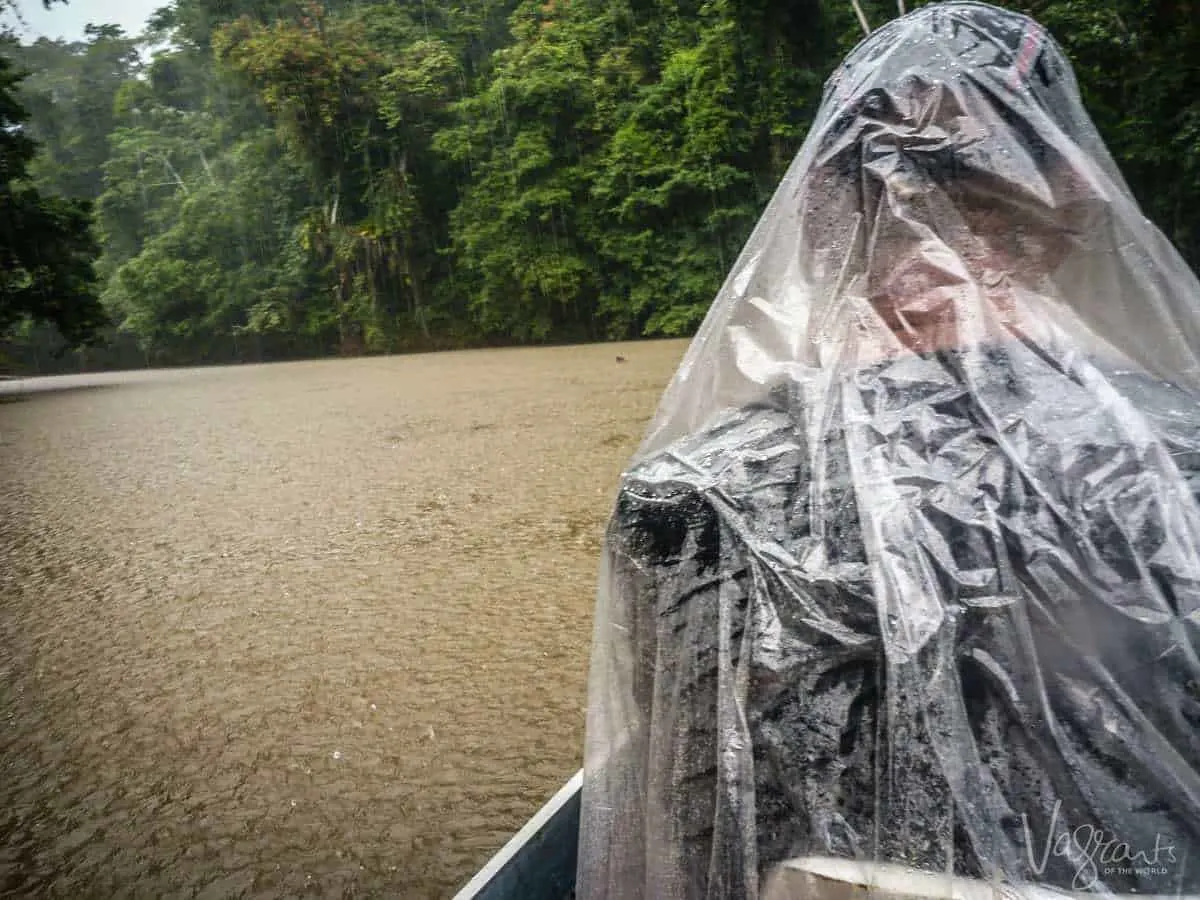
left=766, top=856, right=1198, bottom=900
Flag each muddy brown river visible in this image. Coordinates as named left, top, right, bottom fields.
left=0, top=339, right=687, bottom=899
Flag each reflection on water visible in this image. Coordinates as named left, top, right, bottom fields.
left=0, top=340, right=684, bottom=899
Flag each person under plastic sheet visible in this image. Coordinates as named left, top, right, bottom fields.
left=576, top=3, right=1200, bottom=899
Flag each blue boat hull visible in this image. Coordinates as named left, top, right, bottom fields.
left=452, top=770, right=582, bottom=900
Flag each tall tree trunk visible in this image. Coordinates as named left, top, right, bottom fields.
left=403, top=241, right=431, bottom=339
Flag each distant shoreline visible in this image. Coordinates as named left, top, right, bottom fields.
left=0, top=337, right=690, bottom=396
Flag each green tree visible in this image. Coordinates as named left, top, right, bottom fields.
left=12, top=25, right=142, bottom=201
left=0, top=45, right=105, bottom=348
left=434, top=0, right=610, bottom=341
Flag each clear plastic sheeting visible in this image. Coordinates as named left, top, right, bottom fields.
left=576, top=2, right=1200, bottom=898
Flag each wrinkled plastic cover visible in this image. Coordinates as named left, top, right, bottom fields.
left=577, top=2, right=1200, bottom=898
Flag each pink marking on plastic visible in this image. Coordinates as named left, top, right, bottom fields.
left=1011, top=26, right=1041, bottom=89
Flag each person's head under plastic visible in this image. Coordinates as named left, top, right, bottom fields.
left=795, top=7, right=1111, bottom=361
left=632, top=0, right=1200, bottom=459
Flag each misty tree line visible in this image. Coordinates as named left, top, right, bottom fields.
left=1, top=0, right=1198, bottom=373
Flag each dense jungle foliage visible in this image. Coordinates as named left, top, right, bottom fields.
left=1, top=0, right=1197, bottom=372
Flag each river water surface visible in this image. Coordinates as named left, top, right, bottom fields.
left=0, top=339, right=686, bottom=899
